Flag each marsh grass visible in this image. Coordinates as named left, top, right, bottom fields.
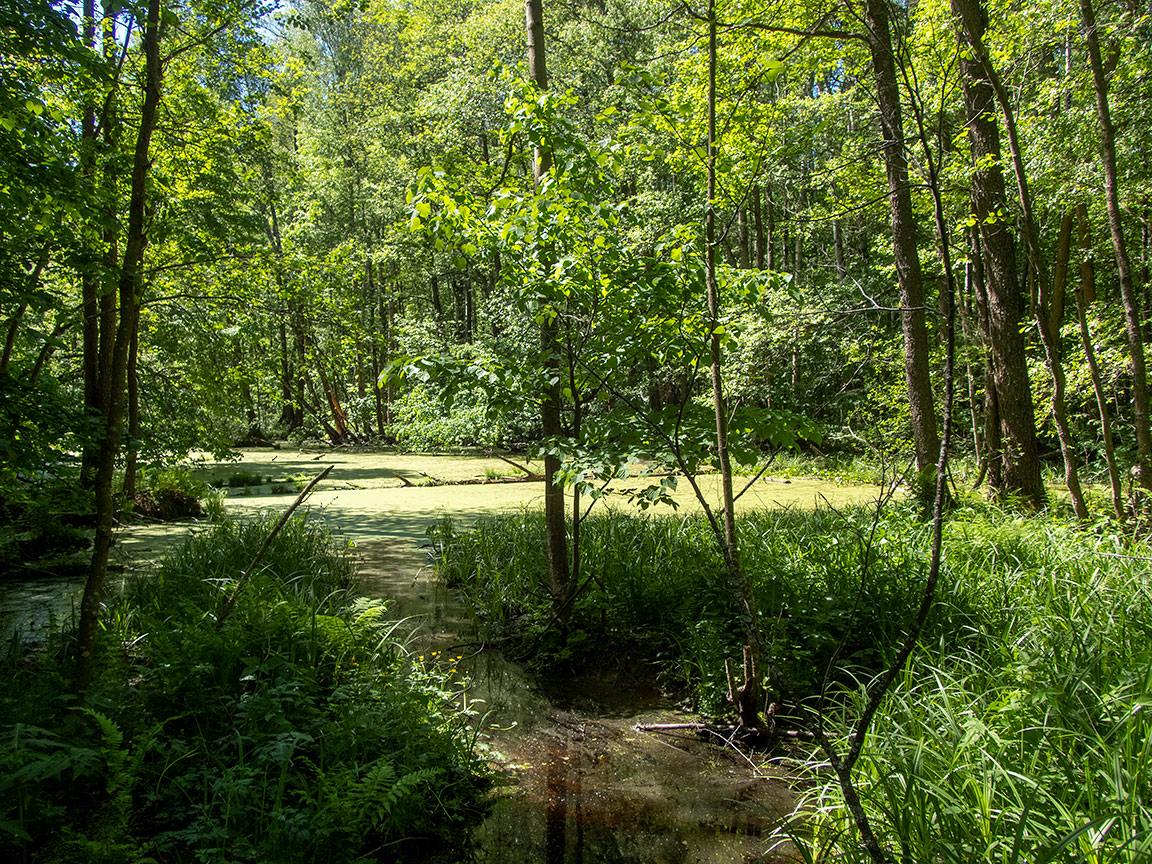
left=435, top=504, right=935, bottom=703
left=436, top=501, right=1151, bottom=862
left=0, top=515, right=489, bottom=863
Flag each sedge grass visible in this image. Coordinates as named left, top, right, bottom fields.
left=436, top=500, right=1151, bottom=862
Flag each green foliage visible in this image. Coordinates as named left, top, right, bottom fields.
left=0, top=372, right=90, bottom=572
left=436, top=499, right=1151, bottom=862
left=386, top=382, right=511, bottom=450
left=0, top=515, right=489, bottom=862
left=787, top=507, right=1152, bottom=863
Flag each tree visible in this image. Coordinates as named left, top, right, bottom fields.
left=74, top=0, right=270, bottom=693
left=1080, top=0, right=1152, bottom=497
left=951, top=0, right=1044, bottom=508
left=862, top=0, right=940, bottom=496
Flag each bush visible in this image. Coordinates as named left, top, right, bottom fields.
left=0, top=515, right=489, bottom=863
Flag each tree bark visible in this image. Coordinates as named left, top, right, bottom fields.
left=121, top=327, right=139, bottom=500
left=1081, top=0, right=1152, bottom=493
left=968, top=28, right=1087, bottom=517
left=863, top=0, right=940, bottom=487
left=952, top=0, right=1044, bottom=507
left=75, top=0, right=164, bottom=694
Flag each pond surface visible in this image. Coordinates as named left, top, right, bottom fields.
left=5, top=448, right=877, bottom=861
left=355, top=542, right=801, bottom=864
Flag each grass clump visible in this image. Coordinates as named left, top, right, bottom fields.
left=435, top=501, right=1151, bottom=863
left=1, top=514, right=489, bottom=864
left=433, top=505, right=934, bottom=706
left=791, top=509, right=1152, bottom=863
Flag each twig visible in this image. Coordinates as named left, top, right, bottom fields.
left=487, top=451, right=543, bottom=479
left=215, top=465, right=333, bottom=631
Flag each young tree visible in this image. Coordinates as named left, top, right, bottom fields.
left=525, top=0, right=573, bottom=612
left=1080, top=0, right=1152, bottom=496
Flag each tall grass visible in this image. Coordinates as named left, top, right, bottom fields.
left=435, top=505, right=934, bottom=705
left=791, top=512, right=1152, bottom=863
left=436, top=501, right=1151, bottom=862
left=1, top=514, right=489, bottom=863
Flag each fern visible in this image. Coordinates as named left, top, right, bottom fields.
left=331, top=759, right=441, bottom=842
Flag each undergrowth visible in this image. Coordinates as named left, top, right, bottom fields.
left=0, top=515, right=489, bottom=863
left=434, top=500, right=1151, bottom=863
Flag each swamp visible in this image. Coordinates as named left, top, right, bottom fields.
left=3, top=0, right=1152, bottom=860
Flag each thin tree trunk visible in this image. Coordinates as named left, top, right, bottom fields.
left=368, top=258, right=385, bottom=436
left=27, top=318, right=68, bottom=387
left=765, top=184, right=776, bottom=271
left=1081, top=0, right=1152, bottom=493
left=706, top=0, right=762, bottom=725
left=970, top=227, right=1002, bottom=490
left=75, top=0, right=164, bottom=695
left=122, top=327, right=139, bottom=500
left=752, top=184, right=766, bottom=270
left=738, top=208, right=750, bottom=269
left=959, top=260, right=985, bottom=477
left=80, top=0, right=100, bottom=486
left=526, top=0, right=571, bottom=613
left=1077, top=204, right=1125, bottom=520
left=1, top=304, right=28, bottom=377
left=832, top=218, right=846, bottom=281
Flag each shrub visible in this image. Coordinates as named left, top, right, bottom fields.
left=0, top=515, right=489, bottom=863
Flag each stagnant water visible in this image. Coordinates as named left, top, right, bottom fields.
left=3, top=449, right=877, bottom=861
left=356, top=540, right=800, bottom=864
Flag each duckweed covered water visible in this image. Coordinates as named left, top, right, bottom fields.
left=5, top=448, right=874, bottom=860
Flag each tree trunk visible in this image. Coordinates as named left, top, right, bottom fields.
left=751, top=184, right=766, bottom=270
left=122, top=327, right=139, bottom=500
left=970, top=227, right=1004, bottom=490
left=969, top=29, right=1087, bottom=517
left=832, top=218, right=846, bottom=281
left=80, top=0, right=100, bottom=487
left=952, top=0, right=1044, bottom=507
left=706, top=0, right=762, bottom=723
left=1076, top=204, right=1125, bottom=520
left=75, top=0, right=164, bottom=695
left=1081, top=0, right=1152, bottom=493
left=368, top=258, right=385, bottom=436
left=863, top=0, right=940, bottom=487
left=737, top=207, right=750, bottom=269
left=526, top=0, right=572, bottom=613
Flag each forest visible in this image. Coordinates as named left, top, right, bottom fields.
left=1, top=0, right=1151, bottom=860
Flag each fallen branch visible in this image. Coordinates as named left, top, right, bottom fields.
left=215, top=465, right=333, bottom=631
left=487, top=451, right=543, bottom=479
left=636, top=722, right=825, bottom=740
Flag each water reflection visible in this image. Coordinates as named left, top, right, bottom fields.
left=353, top=540, right=796, bottom=864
